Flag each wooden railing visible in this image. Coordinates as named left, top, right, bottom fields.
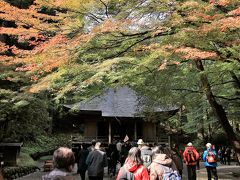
left=71, top=136, right=108, bottom=143
left=71, top=135, right=170, bottom=146
left=143, top=136, right=170, bottom=146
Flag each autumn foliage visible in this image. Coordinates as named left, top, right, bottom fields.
left=0, top=0, right=72, bottom=90
left=0, top=0, right=239, bottom=93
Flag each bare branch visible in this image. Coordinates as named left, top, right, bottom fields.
left=99, top=0, right=109, bottom=18
left=214, top=95, right=240, bottom=101
left=107, top=28, right=175, bottom=59
left=172, top=88, right=202, bottom=94
left=230, top=71, right=240, bottom=89
left=211, top=80, right=237, bottom=87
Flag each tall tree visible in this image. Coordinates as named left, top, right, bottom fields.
left=1, top=0, right=239, bottom=161
left=164, top=0, right=240, bottom=161
left=54, top=0, right=240, bottom=161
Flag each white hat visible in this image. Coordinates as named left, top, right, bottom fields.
left=137, top=139, right=145, bottom=145
left=95, top=142, right=101, bottom=150
left=206, top=143, right=212, bottom=148
left=187, top=142, right=193, bottom=147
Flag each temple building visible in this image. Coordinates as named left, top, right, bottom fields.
left=63, top=86, right=178, bottom=144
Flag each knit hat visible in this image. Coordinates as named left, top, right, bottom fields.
left=206, top=143, right=212, bottom=149
left=137, top=139, right=145, bottom=145
left=95, top=142, right=101, bottom=150
left=187, top=142, right=193, bottom=147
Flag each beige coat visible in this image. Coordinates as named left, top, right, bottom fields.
left=149, top=154, right=178, bottom=180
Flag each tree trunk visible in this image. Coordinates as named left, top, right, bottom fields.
left=0, top=168, right=3, bottom=180
left=197, top=117, right=205, bottom=144
left=195, top=60, right=240, bottom=163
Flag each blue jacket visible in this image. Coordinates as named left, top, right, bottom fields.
left=203, top=148, right=217, bottom=167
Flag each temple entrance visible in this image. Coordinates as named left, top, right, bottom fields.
left=97, top=120, right=108, bottom=137
left=97, top=118, right=143, bottom=141
left=96, top=118, right=157, bottom=143
left=97, top=119, right=143, bottom=141
left=112, top=120, right=135, bottom=139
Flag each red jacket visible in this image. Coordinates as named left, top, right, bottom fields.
left=183, top=147, right=199, bottom=165
left=117, top=158, right=149, bottom=180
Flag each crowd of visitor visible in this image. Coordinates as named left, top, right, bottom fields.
left=42, top=138, right=238, bottom=180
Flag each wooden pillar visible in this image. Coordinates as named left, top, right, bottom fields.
left=0, top=168, right=3, bottom=180
left=84, top=120, right=97, bottom=139
left=134, top=120, right=137, bottom=140
left=168, top=136, right=171, bottom=148
left=108, top=120, right=112, bottom=144
left=153, top=123, right=157, bottom=141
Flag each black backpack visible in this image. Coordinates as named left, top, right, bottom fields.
left=118, top=166, right=135, bottom=180
left=141, top=149, right=152, bottom=168
left=186, top=149, right=197, bottom=163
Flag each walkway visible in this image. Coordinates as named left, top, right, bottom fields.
left=197, top=164, right=240, bottom=180
left=16, top=162, right=240, bottom=180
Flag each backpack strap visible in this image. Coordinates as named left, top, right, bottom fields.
left=124, top=166, right=134, bottom=180
left=119, top=165, right=135, bottom=180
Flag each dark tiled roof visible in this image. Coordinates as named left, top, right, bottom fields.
left=65, top=86, right=177, bottom=117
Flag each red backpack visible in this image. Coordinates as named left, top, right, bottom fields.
left=206, top=150, right=216, bottom=163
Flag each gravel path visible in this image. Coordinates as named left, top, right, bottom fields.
left=16, top=162, right=240, bottom=180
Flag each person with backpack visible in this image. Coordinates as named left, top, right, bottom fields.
left=217, top=147, right=223, bottom=164
left=149, top=146, right=181, bottom=180
left=137, top=139, right=153, bottom=170
left=203, top=143, right=218, bottom=180
left=86, top=142, right=108, bottom=180
left=225, top=146, right=231, bottom=165
left=171, top=144, right=183, bottom=177
left=78, top=143, right=89, bottom=180
left=120, top=140, right=132, bottom=166
left=107, top=143, right=119, bottom=177
left=183, top=142, right=199, bottom=180
left=117, top=147, right=149, bottom=180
